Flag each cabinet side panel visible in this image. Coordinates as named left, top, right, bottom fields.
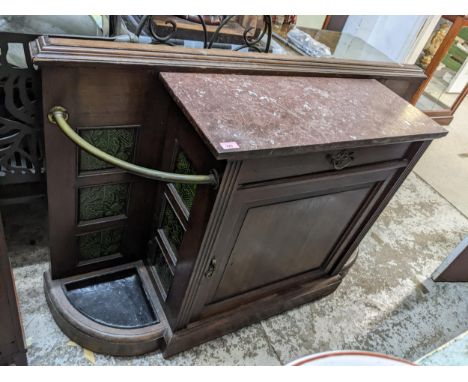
left=42, top=66, right=79, bottom=278
left=172, top=161, right=241, bottom=329
left=42, top=66, right=166, bottom=278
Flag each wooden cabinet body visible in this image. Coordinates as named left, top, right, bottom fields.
left=32, top=37, right=446, bottom=357
left=189, top=159, right=402, bottom=315
left=150, top=113, right=432, bottom=356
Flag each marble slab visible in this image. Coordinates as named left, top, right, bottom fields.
left=160, top=73, right=447, bottom=160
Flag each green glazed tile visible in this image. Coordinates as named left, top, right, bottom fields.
left=79, top=183, right=129, bottom=222
left=80, top=128, right=135, bottom=171
left=173, top=150, right=197, bottom=211
left=148, top=244, right=173, bottom=295
left=78, top=228, right=123, bottom=260
left=161, top=203, right=184, bottom=251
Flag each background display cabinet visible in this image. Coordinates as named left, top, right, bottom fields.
left=413, top=16, right=468, bottom=125
left=32, top=37, right=446, bottom=357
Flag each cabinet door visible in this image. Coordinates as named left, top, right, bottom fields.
left=189, top=162, right=403, bottom=320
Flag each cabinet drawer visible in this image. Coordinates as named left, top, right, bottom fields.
left=238, top=142, right=411, bottom=184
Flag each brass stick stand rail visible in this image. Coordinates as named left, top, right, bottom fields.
left=48, top=106, right=218, bottom=186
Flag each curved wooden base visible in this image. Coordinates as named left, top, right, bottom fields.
left=43, top=262, right=167, bottom=357
left=44, top=253, right=360, bottom=358
left=163, top=273, right=345, bottom=357
left=163, top=250, right=359, bottom=357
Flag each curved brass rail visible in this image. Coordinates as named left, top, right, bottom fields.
left=48, top=106, right=218, bottom=186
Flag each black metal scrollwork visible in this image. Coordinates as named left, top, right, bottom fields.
left=0, top=33, right=43, bottom=185
left=135, top=15, right=271, bottom=53
left=326, top=150, right=355, bottom=170
left=149, top=19, right=178, bottom=44
left=234, top=16, right=272, bottom=53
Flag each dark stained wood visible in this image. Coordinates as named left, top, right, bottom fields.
left=41, top=66, right=79, bottom=279
left=0, top=214, right=27, bottom=365
left=42, top=66, right=169, bottom=278
left=329, top=141, right=431, bottom=276
left=33, top=37, right=447, bottom=358
left=30, top=36, right=424, bottom=78
left=322, top=16, right=349, bottom=32
left=149, top=97, right=224, bottom=328
left=166, top=245, right=361, bottom=358
left=217, top=164, right=406, bottom=304
left=164, top=271, right=343, bottom=358
left=76, top=215, right=127, bottom=235
left=172, top=161, right=242, bottom=329
left=184, top=161, right=403, bottom=322
left=215, top=188, right=371, bottom=300
left=432, top=237, right=468, bottom=282
left=160, top=73, right=447, bottom=160
left=0, top=182, right=46, bottom=207
left=120, top=76, right=172, bottom=266
left=237, top=142, right=411, bottom=184
left=156, top=73, right=443, bottom=353
left=30, top=36, right=426, bottom=102
left=165, top=244, right=360, bottom=357
left=162, top=143, right=433, bottom=357
left=43, top=261, right=167, bottom=356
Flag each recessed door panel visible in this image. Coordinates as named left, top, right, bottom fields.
left=187, top=163, right=402, bottom=322
left=213, top=186, right=370, bottom=301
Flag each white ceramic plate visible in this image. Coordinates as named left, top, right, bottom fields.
left=287, top=351, right=415, bottom=366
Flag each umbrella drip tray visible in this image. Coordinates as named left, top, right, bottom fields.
left=65, top=268, right=158, bottom=329
left=44, top=261, right=168, bottom=356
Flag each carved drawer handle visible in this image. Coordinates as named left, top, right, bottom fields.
left=326, top=150, right=355, bottom=170
left=48, top=106, right=218, bottom=187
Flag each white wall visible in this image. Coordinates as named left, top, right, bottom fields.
left=296, top=15, right=326, bottom=30
left=342, top=16, right=438, bottom=64
left=405, top=16, right=441, bottom=64
left=448, top=58, right=468, bottom=93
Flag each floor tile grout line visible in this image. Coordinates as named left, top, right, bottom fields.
left=259, top=321, right=284, bottom=365
left=412, top=171, right=468, bottom=221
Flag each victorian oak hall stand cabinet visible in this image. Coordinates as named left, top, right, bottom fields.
left=30, top=36, right=447, bottom=358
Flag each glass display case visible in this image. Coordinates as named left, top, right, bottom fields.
left=412, top=15, right=468, bottom=124
left=271, top=26, right=394, bottom=63
left=417, top=25, right=467, bottom=111
left=132, top=15, right=395, bottom=64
